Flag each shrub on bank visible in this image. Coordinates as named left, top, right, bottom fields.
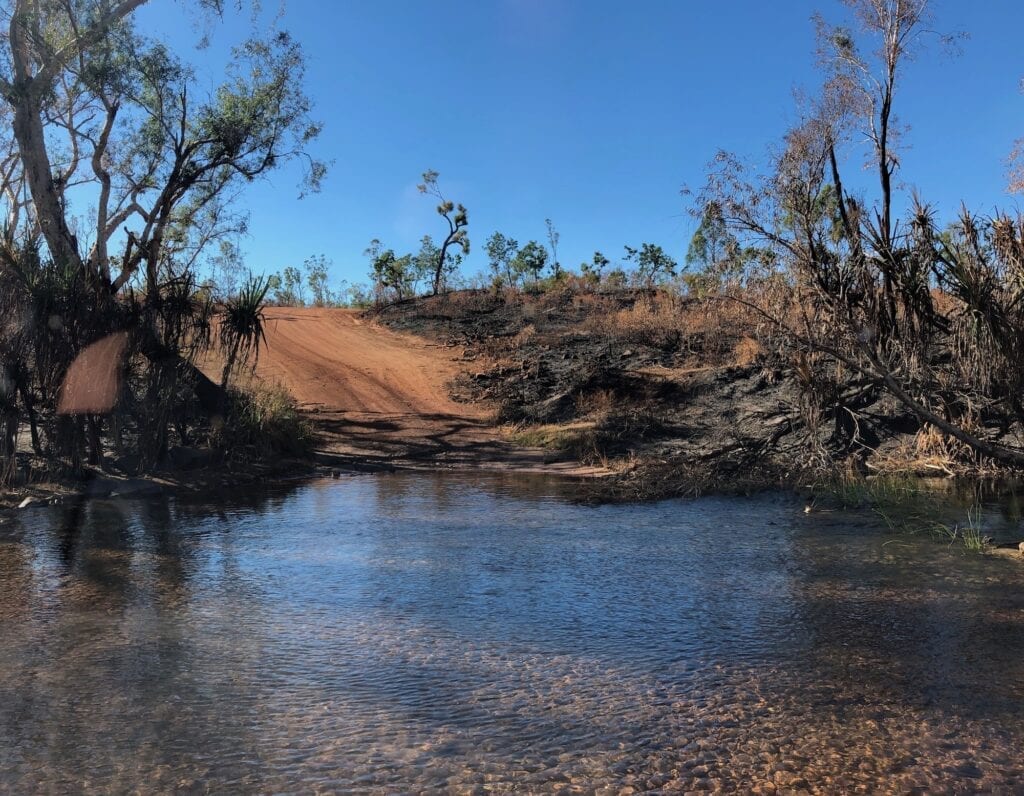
left=216, top=379, right=312, bottom=461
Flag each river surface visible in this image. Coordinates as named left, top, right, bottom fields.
left=2, top=473, right=1024, bottom=793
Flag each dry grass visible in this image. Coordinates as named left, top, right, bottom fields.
left=217, top=375, right=312, bottom=459
left=603, top=294, right=684, bottom=350
left=867, top=422, right=988, bottom=477
left=733, top=335, right=763, bottom=366
left=512, top=323, right=537, bottom=347
left=511, top=389, right=668, bottom=467
left=508, top=421, right=607, bottom=466
left=575, top=387, right=616, bottom=417
left=584, top=290, right=767, bottom=365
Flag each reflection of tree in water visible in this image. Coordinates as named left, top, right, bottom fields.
left=0, top=526, right=34, bottom=623
left=0, top=490, right=301, bottom=790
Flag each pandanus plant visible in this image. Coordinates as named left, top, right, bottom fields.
left=219, top=274, right=271, bottom=390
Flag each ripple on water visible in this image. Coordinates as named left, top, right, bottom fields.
left=1, top=474, right=1023, bottom=793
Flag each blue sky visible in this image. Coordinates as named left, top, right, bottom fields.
left=136, top=0, right=1024, bottom=287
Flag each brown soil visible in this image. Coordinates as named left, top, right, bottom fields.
left=246, top=307, right=604, bottom=475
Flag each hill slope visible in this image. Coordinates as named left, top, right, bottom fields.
left=244, top=307, right=600, bottom=474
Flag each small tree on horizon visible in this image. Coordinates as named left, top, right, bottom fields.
left=624, top=243, right=677, bottom=287
left=581, top=251, right=610, bottom=285
left=271, top=265, right=305, bottom=306
left=413, top=236, right=440, bottom=294
left=418, top=170, right=469, bottom=295
left=485, top=231, right=521, bottom=287
left=513, top=241, right=548, bottom=285
left=545, top=218, right=561, bottom=279
left=305, top=254, right=334, bottom=306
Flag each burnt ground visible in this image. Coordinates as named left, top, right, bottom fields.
left=375, top=288, right=933, bottom=501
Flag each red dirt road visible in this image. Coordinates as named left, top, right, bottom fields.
left=248, top=307, right=598, bottom=474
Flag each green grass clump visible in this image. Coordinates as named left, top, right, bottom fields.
left=828, top=474, right=928, bottom=509
left=509, top=422, right=603, bottom=464
left=825, top=475, right=992, bottom=554
left=930, top=506, right=991, bottom=553
left=219, top=380, right=312, bottom=460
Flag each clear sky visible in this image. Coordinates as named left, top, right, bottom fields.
left=135, top=0, right=1024, bottom=288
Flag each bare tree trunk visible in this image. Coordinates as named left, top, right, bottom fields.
left=433, top=240, right=452, bottom=296
left=13, top=371, right=40, bottom=454
left=8, top=92, right=83, bottom=272
left=0, top=409, right=18, bottom=484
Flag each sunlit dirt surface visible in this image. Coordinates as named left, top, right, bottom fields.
left=204, top=307, right=604, bottom=475
left=2, top=474, right=1024, bottom=793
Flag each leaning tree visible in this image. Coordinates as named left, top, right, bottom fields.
left=418, top=169, right=468, bottom=295
left=697, top=0, right=1024, bottom=469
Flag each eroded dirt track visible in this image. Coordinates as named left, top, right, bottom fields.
left=251, top=307, right=597, bottom=474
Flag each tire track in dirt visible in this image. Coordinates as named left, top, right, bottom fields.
left=248, top=307, right=602, bottom=475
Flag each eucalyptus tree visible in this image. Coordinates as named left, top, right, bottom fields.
left=412, top=235, right=439, bottom=294
left=624, top=243, right=676, bottom=287
left=1, top=1, right=324, bottom=293
left=418, top=169, right=468, bottom=295
left=0, top=0, right=325, bottom=467
left=484, top=231, right=519, bottom=287
left=513, top=240, right=547, bottom=285
left=305, top=254, right=332, bottom=306
left=686, top=203, right=740, bottom=278
left=369, top=248, right=413, bottom=303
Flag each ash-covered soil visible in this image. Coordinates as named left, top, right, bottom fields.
left=375, top=288, right=929, bottom=500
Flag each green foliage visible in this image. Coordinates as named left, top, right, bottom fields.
left=338, top=281, right=375, bottom=309
left=0, top=1, right=328, bottom=476
left=513, top=241, right=548, bottom=285
left=686, top=203, right=738, bottom=273
left=485, top=232, right=521, bottom=287
left=218, top=380, right=312, bottom=460
left=685, top=202, right=776, bottom=297
left=928, top=507, right=991, bottom=553
left=581, top=251, right=609, bottom=285
left=271, top=265, right=305, bottom=306
left=624, top=243, right=677, bottom=287
left=206, top=240, right=245, bottom=299
left=219, top=273, right=270, bottom=389
left=418, top=170, right=469, bottom=294
left=604, top=267, right=628, bottom=289
left=370, top=247, right=414, bottom=303
left=827, top=476, right=992, bottom=554
left=413, top=236, right=440, bottom=293
left=304, top=254, right=333, bottom=306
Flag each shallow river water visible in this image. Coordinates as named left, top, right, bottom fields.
left=2, top=473, right=1024, bottom=793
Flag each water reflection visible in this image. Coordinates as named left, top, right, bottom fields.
left=1, top=474, right=1024, bottom=791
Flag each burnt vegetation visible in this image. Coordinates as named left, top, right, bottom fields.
left=372, top=2, right=1024, bottom=498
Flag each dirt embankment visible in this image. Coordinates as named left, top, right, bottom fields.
left=245, top=307, right=604, bottom=475
left=372, top=289, right=931, bottom=500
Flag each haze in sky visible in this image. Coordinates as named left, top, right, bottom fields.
left=135, top=0, right=1024, bottom=288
